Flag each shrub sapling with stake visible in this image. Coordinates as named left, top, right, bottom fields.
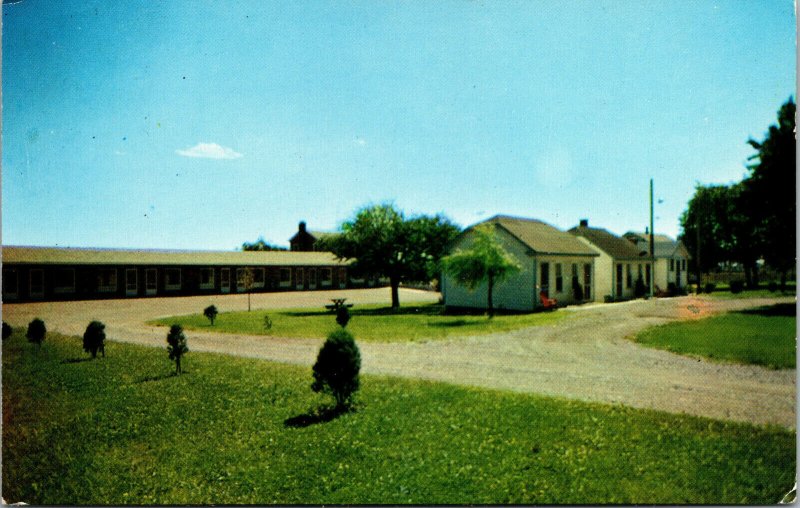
left=336, top=305, right=351, bottom=328
left=167, top=324, right=189, bottom=375
left=26, top=318, right=46, bottom=347
left=311, top=328, right=361, bottom=410
left=83, top=321, right=106, bottom=358
left=204, top=305, right=218, bottom=326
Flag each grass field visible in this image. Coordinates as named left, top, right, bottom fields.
left=149, top=303, right=567, bottom=342
left=3, top=329, right=795, bottom=505
left=634, top=304, right=796, bottom=369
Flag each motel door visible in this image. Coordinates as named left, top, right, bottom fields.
left=616, top=264, right=623, bottom=297
left=221, top=268, right=231, bottom=293
left=126, top=269, right=138, bottom=296
left=540, top=262, right=550, bottom=296
left=676, top=261, right=682, bottom=289
left=145, top=269, right=157, bottom=296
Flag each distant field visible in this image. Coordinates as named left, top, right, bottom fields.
left=634, top=304, right=796, bottom=369
left=2, top=329, right=794, bottom=505
left=149, top=303, right=567, bottom=342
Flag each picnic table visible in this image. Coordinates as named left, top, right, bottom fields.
left=325, top=298, right=354, bottom=312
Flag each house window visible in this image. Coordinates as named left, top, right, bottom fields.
left=320, top=268, right=332, bottom=286
left=626, top=264, right=632, bottom=289
left=252, top=268, right=265, bottom=288
left=30, top=269, right=45, bottom=298
left=3, top=269, right=18, bottom=299
left=670, top=259, right=675, bottom=271
left=165, top=268, right=181, bottom=290
left=279, top=268, right=291, bottom=288
left=54, top=268, right=76, bottom=293
left=97, top=269, right=117, bottom=293
left=200, top=268, right=215, bottom=289
left=555, top=263, right=563, bottom=293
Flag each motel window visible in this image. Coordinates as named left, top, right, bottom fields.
left=252, top=268, right=265, bottom=288
left=97, top=269, right=117, bottom=293
left=30, top=269, right=44, bottom=298
left=3, top=269, right=19, bottom=299
left=320, top=268, right=332, bottom=286
left=670, top=259, right=675, bottom=271
left=279, top=268, right=291, bottom=287
left=165, top=268, right=181, bottom=290
left=54, top=268, right=76, bottom=293
left=626, top=264, right=632, bottom=289
left=200, top=268, right=215, bottom=289
left=555, top=263, right=563, bottom=293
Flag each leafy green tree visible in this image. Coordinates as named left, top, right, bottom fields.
left=204, top=305, right=218, bottom=325
left=241, top=237, right=287, bottom=251
left=83, top=321, right=106, bottom=358
left=441, top=224, right=521, bottom=317
left=331, top=204, right=460, bottom=309
left=311, top=328, right=361, bottom=409
left=26, top=318, right=46, bottom=347
left=166, top=324, right=189, bottom=375
left=744, top=97, right=796, bottom=287
left=3, top=321, right=12, bottom=341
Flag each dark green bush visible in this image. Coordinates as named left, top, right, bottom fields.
left=336, top=306, right=351, bottom=328
left=83, top=321, right=106, bottom=358
left=167, top=324, right=188, bottom=375
left=311, top=328, right=361, bottom=409
left=26, top=318, right=46, bottom=346
left=704, top=283, right=716, bottom=294
left=204, top=305, right=218, bottom=325
left=730, top=280, right=744, bottom=294
left=263, top=315, right=273, bottom=331
left=3, top=321, right=12, bottom=340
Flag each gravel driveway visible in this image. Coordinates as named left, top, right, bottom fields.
left=3, top=288, right=795, bottom=428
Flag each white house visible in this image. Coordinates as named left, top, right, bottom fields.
left=441, top=215, right=599, bottom=312
left=623, top=232, right=690, bottom=292
left=569, top=219, right=652, bottom=302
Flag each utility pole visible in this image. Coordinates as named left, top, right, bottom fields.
left=649, top=178, right=655, bottom=298
left=695, top=219, right=701, bottom=294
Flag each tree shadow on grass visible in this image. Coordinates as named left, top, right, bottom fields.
left=427, top=319, right=482, bottom=328
left=734, top=303, right=796, bottom=317
left=284, top=305, right=445, bottom=318
left=60, top=357, right=93, bottom=364
left=135, top=372, right=181, bottom=384
left=284, top=404, right=351, bottom=428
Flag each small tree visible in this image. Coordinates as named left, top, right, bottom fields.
left=240, top=268, right=255, bottom=312
left=167, top=324, right=189, bottom=375
left=336, top=306, right=351, bottom=328
left=311, top=329, right=361, bottom=409
left=83, top=321, right=106, bottom=358
left=26, top=318, right=46, bottom=347
left=3, top=321, right=12, bottom=340
left=441, top=224, right=521, bottom=317
left=204, top=305, right=218, bottom=325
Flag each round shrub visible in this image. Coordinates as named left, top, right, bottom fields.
left=204, top=305, right=218, bottom=325
left=311, top=328, right=361, bottom=409
left=26, top=318, right=46, bottom=346
left=704, top=282, right=716, bottom=294
left=83, top=321, right=106, bottom=358
left=167, top=324, right=189, bottom=375
left=729, top=280, right=744, bottom=294
left=336, top=305, right=351, bottom=328
left=2, top=321, right=12, bottom=341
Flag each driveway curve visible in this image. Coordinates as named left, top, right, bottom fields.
left=3, top=289, right=795, bottom=428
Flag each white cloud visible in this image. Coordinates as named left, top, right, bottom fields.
left=354, top=137, right=367, bottom=146
left=176, top=142, right=243, bottom=160
left=533, top=148, right=573, bottom=188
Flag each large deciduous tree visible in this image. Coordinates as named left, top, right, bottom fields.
left=332, top=204, right=460, bottom=309
left=441, top=224, right=521, bottom=317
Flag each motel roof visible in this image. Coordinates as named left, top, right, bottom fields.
left=478, top=215, right=599, bottom=257
left=623, top=232, right=690, bottom=259
left=2, top=246, right=350, bottom=267
left=569, top=225, right=645, bottom=261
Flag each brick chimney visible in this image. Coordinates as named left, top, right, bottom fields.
left=298, top=221, right=307, bottom=233
left=579, top=219, right=588, bottom=227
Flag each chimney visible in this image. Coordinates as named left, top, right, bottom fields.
left=579, top=219, right=588, bottom=228
left=299, top=221, right=307, bottom=233
left=645, top=226, right=649, bottom=235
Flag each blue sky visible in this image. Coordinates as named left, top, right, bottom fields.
left=3, top=0, right=795, bottom=250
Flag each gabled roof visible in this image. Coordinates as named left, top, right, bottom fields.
left=623, top=232, right=689, bottom=258
left=2, top=246, right=350, bottom=267
left=478, top=215, right=598, bottom=256
left=569, top=225, right=644, bottom=260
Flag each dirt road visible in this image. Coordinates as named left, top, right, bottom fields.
left=3, top=289, right=795, bottom=428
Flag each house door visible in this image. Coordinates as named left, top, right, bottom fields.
left=583, top=264, right=592, bottom=300
left=540, top=262, right=550, bottom=296
left=308, top=269, right=317, bottom=290
left=645, top=264, right=651, bottom=292
left=125, top=269, right=138, bottom=296
left=220, top=268, right=230, bottom=293
left=29, top=269, right=44, bottom=299
left=145, top=269, right=157, bottom=296
left=676, top=262, right=682, bottom=288
left=616, top=264, right=623, bottom=298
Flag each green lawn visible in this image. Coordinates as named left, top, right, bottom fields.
left=634, top=304, right=796, bottom=369
left=149, top=302, right=567, bottom=342
left=3, top=329, right=795, bottom=505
